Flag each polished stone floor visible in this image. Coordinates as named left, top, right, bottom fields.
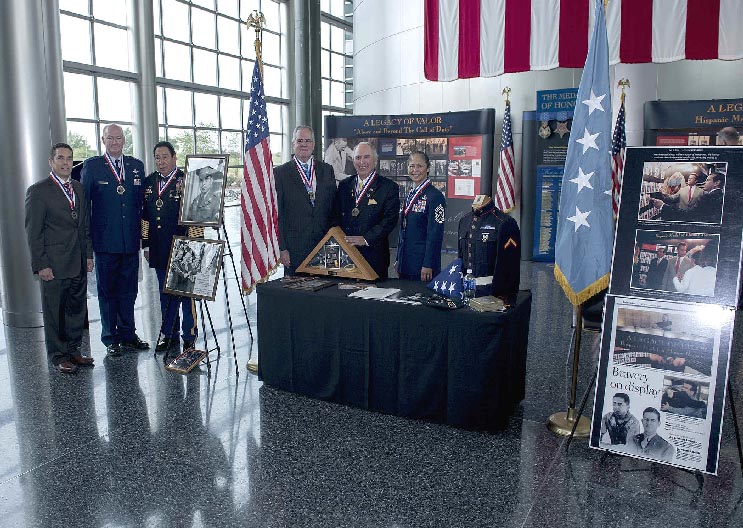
left=1, top=207, right=743, bottom=527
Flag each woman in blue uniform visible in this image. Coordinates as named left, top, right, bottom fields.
left=396, top=151, right=446, bottom=281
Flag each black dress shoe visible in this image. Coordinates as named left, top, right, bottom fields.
left=71, top=354, right=95, bottom=367
left=106, top=343, right=123, bottom=357
left=56, top=361, right=78, bottom=374
left=123, top=335, right=150, bottom=350
left=182, top=340, right=196, bottom=351
left=155, top=337, right=174, bottom=353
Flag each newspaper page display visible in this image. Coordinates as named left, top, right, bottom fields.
left=591, top=147, right=743, bottom=474
left=590, top=296, right=734, bottom=474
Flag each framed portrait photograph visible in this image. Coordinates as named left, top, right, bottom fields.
left=179, top=154, right=229, bottom=227
left=164, top=237, right=226, bottom=301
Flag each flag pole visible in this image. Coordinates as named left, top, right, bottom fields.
left=245, top=10, right=265, bottom=375
left=547, top=303, right=591, bottom=436
left=548, top=0, right=613, bottom=437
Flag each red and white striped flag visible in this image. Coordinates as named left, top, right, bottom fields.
left=494, top=100, right=515, bottom=213
left=610, top=94, right=627, bottom=219
left=241, top=62, right=280, bottom=293
left=424, top=0, right=743, bottom=81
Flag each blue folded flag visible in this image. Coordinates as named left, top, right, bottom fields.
left=427, top=258, right=464, bottom=300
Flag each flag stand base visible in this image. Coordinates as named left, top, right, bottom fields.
left=547, top=408, right=590, bottom=437
left=547, top=303, right=591, bottom=438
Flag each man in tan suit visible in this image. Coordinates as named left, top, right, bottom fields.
left=662, top=172, right=702, bottom=210
left=25, top=143, right=95, bottom=373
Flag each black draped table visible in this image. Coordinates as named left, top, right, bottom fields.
left=257, top=279, right=531, bottom=430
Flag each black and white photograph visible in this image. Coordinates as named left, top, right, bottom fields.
left=433, top=159, right=447, bottom=178
left=611, top=305, right=715, bottom=377
left=396, top=138, right=417, bottom=156
left=179, top=154, right=229, bottom=227
left=425, top=137, right=447, bottom=156
left=661, top=376, right=710, bottom=419
left=637, top=161, right=727, bottom=225
left=164, top=237, right=225, bottom=301
left=324, top=137, right=355, bottom=180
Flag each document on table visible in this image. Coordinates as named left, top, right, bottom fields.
left=348, top=287, right=401, bottom=300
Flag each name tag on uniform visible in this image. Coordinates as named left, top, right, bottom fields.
left=368, top=199, right=377, bottom=205
left=97, top=180, right=109, bottom=184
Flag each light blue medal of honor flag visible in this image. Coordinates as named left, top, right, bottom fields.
left=554, top=0, right=614, bottom=306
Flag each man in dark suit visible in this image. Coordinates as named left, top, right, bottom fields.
left=25, top=143, right=95, bottom=373
left=142, top=141, right=199, bottom=352
left=81, top=123, right=149, bottom=356
left=275, top=125, right=338, bottom=275
left=646, top=246, right=668, bottom=290
left=336, top=142, right=400, bottom=279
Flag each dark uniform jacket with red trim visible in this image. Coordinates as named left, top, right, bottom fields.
left=457, top=199, right=520, bottom=301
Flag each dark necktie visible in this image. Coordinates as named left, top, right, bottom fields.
left=115, top=159, right=121, bottom=173
left=63, top=181, right=72, bottom=195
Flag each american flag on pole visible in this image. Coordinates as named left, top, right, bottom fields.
left=610, top=95, right=627, bottom=219
left=494, top=99, right=515, bottom=213
left=241, top=61, right=280, bottom=293
left=424, top=0, right=743, bottom=82
left=553, top=0, right=613, bottom=306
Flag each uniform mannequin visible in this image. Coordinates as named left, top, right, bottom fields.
left=458, top=196, right=521, bottom=301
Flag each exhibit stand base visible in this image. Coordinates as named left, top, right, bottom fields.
left=548, top=409, right=590, bottom=437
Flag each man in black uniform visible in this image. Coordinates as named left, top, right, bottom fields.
left=142, top=141, right=199, bottom=352
left=458, top=195, right=520, bottom=301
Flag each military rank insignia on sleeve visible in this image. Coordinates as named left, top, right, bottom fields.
left=434, top=204, right=445, bottom=224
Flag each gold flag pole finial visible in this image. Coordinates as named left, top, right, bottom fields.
left=617, top=78, right=630, bottom=104
left=247, top=10, right=266, bottom=77
left=502, top=87, right=511, bottom=104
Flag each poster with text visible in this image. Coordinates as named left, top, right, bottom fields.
left=325, top=111, right=495, bottom=254
left=610, top=147, right=743, bottom=307
left=590, top=295, right=733, bottom=474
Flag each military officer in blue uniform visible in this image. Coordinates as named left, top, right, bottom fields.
left=337, top=142, right=400, bottom=279
left=142, top=141, right=199, bottom=352
left=81, top=123, right=150, bottom=356
left=458, top=195, right=521, bottom=302
left=396, top=151, right=446, bottom=281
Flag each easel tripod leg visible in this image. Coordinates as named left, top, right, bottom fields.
left=727, top=379, right=743, bottom=480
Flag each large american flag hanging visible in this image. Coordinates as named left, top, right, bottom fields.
left=241, top=61, right=280, bottom=293
left=611, top=95, right=627, bottom=219
left=494, top=99, right=515, bottom=213
left=424, top=0, right=743, bottom=81
left=553, top=0, right=613, bottom=306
